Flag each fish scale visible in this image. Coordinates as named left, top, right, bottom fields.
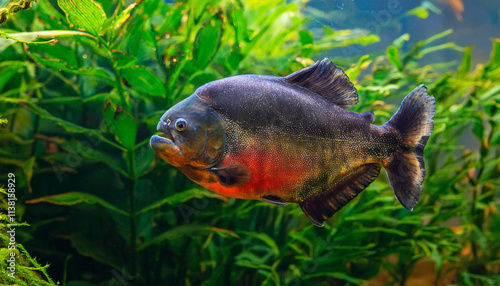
left=150, top=58, right=435, bottom=227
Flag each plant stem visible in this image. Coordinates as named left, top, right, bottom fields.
left=114, top=67, right=131, bottom=111
left=127, top=147, right=138, bottom=281
left=98, top=32, right=138, bottom=281
left=98, top=36, right=130, bottom=112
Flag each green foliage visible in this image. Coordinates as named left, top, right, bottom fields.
left=0, top=114, right=6, bottom=125
left=58, top=0, right=106, bottom=36
left=0, top=0, right=499, bottom=285
left=0, top=188, right=57, bottom=285
left=0, top=0, right=35, bottom=25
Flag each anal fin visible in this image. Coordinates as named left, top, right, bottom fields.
left=299, top=163, right=381, bottom=227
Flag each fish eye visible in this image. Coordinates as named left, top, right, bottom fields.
left=175, top=118, right=188, bottom=131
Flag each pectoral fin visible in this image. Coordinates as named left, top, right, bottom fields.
left=210, top=164, right=251, bottom=187
left=299, top=164, right=381, bottom=227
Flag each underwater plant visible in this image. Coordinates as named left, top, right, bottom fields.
left=0, top=0, right=36, bottom=25
left=0, top=184, right=57, bottom=285
left=0, top=0, right=499, bottom=285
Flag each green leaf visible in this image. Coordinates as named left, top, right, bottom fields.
left=477, top=156, right=500, bottom=183
left=339, top=34, right=380, bottom=47
left=0, top=30, right=95, bottom=53
left=299, top=30, right=314, bottom=57
left=157, top=5, right=183, bottom=34
left=404, top=7, right=429, bottom=19
left=101, top=0, right=141, bottom=34
left=232, top=8, right=248, bottom=43
left=485, top=38, right=500, bottom=72
left=423, top=29, right=454, bottom=45
left=135, top=142, right=155, bottom=176
left=103, top=102, right=137, bottom=149
left=26, top=192, right=127, bottom=215
left=491, top=130, right=500, bottom=145
left=392, top=33, right=410, bottom=49
left=349, top=227, right=407, bottom=237
left=472, top=114, right=484, bottom=141
left=23, top=156, right=35, bottom=193
left=139, top=225, right=238, bottom=250
left=226, top=44, right=242, bottom=72
left=28, top=44, right=79, bottom=67
left=345, top=55, right=371, bottom=81
left=240, top=231, right=280, bottom=257
left=0, top=0, right=36, bottom=25
left=112, top=51, right=138, bottom=69
left=478, top=84, right=500, bottom=102
left=58, top=0, right=107, bottom=36
left=121, top=66, right=166, bottom=97
left=304, top=272, right=365, bottom=284
left=421, top=1, right=442, bottom=14
left=23, top=101, right=125, bottom=151
left=387, top=46, right=403, bottom=71
left=190, top=72, right=217, bottom=87
left=59, top=140, right=128, bottom=177
left=193, top=18, right=223, bottom=70
left=420, top=42, right=464, bottom=57
left=345, top=206, right=401, bottom=223
left=137, top=188, right=226, bottom=214
left=64, top=208, right=129, bottom=270
left=28, top=52, right=113, bottom=81
left=456, top=46, right=472, bottom=79
left=0, top=61, right=32, bottom=91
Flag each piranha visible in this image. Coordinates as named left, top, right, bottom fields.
left=150, top=59, right=435, bottom=227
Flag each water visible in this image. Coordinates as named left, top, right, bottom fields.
left=1, top=0, right=500, bottom=285
left=306, top=0, right=500, bottom=66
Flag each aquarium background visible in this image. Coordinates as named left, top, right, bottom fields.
left=0, top=0, right=499, bottom=285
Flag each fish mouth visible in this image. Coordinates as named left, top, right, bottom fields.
left=150, top=117, right=176, bottom=149
left=150, top=134, right=185, bottom=167
left=150, top=134, right=174, bottom=151
left=150, top=118, right=186, bottom=167
left=151, top=118, right=176, bottom=151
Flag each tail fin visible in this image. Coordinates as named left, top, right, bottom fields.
left=384, top=84, right=435, bottom=211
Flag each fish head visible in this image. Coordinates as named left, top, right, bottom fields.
left=150, top=94, right=226, bottom=169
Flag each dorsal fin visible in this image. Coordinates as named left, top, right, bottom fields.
left=299, top=163, right=381, bottom=227
left=285, top=58, right=359, bottom=108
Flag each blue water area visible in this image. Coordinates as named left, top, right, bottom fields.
left=298, top=0, right=499, bottom=156
left=303, top=0, right=499, bottom=67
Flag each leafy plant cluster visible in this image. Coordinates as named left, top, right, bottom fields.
left=0, top=0, right=35, bottom=25
left=0, top=0, right=499, bottom=285
left=0, top=186, right=57, bottom=285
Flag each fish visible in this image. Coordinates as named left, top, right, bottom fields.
left=150, top=59, right=436, bottom=227
left=443, top=0, right=464, bottom=21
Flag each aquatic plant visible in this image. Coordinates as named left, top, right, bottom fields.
left=0, top=0, right=499, bottom=285
left=0, top=187, right=57, bottom=285
left=0, top=0, right=36, bottom=25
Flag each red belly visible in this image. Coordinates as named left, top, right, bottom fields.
left=200, top=145, right=313, bottom=201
